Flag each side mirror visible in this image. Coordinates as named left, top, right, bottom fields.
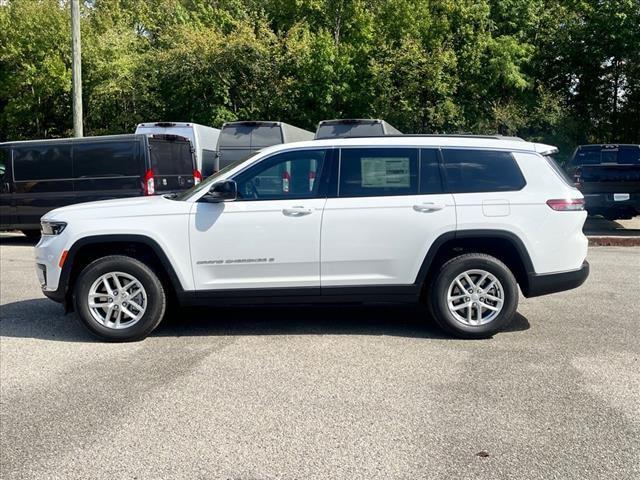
left=206, top=180, right=237, bottom=202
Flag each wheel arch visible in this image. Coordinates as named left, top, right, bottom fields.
left=416, top=230, right=535, bottom=296
left=61, top=234, right=184, bottom=309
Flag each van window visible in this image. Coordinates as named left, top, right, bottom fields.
left=13, top=144, right=72, bottom=181
left=234, top=149, right=327, bottom=200
left=0, top=148, right=8, bottom=191
left=420, top=149, right=443, bottom=194
left=73, top=141, right=139, bottom=178
left=442, top=149, right=525, bottom=193
left=202, top=149, right=217, bottom=175
left=339, top=148, right=418, bottom=197
left=149, top=139, right=194, bottom=175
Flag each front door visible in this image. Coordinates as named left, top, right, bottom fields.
left=321, top=147, right=456, bottom=287
left=189, top=148, right=331, bottom=291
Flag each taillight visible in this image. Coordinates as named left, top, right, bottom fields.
left=143, top=169, right=155, bottom=195
left=546, top=198, right=585, bottom=211
left=194, top=169, right=202, bottom=185
left=573, top=167, right=582, bottom=188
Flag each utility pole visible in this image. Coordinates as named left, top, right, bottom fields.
left=71, top=0, right=83, bottom=137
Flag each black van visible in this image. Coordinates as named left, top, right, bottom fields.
left=0, top=134, right=197, bottom=238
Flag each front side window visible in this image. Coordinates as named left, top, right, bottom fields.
left=234, top=149, right=327, bottom=201
left=442, top=149, right=525, bottom=193
left=339, top=148, right=418, bottom=197
left=13, top=144, right=72, bottom=181
left=73, top=141, right=139, bottom=178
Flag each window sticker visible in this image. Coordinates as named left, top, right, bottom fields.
left=361, top=157, right=410, bottom=188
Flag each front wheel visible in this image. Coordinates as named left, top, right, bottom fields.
left=73, top=255, right=166, bottom=341
left=428, top=253, right=518, bottom=339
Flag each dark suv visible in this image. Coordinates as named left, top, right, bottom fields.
left=0, top=134, right=197, bottom=238
left=566, top=144, right=640, bottom=220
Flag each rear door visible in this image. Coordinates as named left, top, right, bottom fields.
left=72, top=139, right=143, bottom=201
left=12, top=143, right=75, bottom=228
left=320, top=147, right=456, bottom=287
left=148, top=137, right=196, bottom=193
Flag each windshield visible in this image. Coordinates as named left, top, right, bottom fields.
left=171, top=153, right=258, bottom=201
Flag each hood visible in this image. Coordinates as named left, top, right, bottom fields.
left=42, top=195, right=192, bottom=222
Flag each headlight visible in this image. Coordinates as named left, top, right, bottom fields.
left=41, top=221, right=67, bottom=236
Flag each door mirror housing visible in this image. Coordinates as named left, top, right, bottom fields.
left=206, top=180, right=237, bottom=202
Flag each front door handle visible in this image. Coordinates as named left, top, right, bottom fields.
left=413, top=202, right=445, bottom=212
left=282, top=206, right=313, bottom=216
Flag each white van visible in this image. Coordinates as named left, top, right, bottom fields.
left=135, top=122, right=220, bottom=181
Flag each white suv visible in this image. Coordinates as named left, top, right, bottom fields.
left=35, top=136, right=589, bottom=341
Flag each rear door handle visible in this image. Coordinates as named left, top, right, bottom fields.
left=282, top=206, right=313, bottom=216
left=413, top=202, right=445, bottom=212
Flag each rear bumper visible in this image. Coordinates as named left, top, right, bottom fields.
left=523, top=261, right=589, bottom=298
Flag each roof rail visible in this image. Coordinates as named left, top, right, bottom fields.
left=323, top=134, right=525, bottom=141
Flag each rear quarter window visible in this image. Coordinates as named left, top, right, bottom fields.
left=442, top=149, right=525, bottom=193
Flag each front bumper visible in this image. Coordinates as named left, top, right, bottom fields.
left=523, top=261, right=590, bottom=298
left=34, top=233, right=70, bottom=303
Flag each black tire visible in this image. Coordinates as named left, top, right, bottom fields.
left=73, top=255, right=166, bottom=342
left=427, top=253, right=518, bottom=339
left=21, top=229, right=40, bottom=241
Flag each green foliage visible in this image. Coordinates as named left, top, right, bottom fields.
left=1, top=0, right=639, bottom=160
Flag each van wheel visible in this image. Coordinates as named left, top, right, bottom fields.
left=73, top=255, right=166, bottom=342
left=428, top=253, right=518, bottom=339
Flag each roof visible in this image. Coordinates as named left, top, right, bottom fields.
left=1, top=134, right=143, bottom=146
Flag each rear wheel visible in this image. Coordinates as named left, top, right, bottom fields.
left=428, top=253, right=518, bottom=339
left=73, top=255, right=166, bottom=341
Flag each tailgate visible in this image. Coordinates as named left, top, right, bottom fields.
left=578, top=165, right=640, bottom=194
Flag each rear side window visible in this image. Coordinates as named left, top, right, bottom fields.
left=13, top=144, right=72, bottom=181
left=442, top=149, right=525, bottom=193
left=339, top=148, right=418, bottom=197
left=73, top=141, right=139, bottom=178
left=149, top=140, right=194, bottom=175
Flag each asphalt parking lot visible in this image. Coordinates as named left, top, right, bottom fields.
left=1, top=237, right=639, bottom=480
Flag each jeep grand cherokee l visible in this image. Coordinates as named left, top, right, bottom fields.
left=35, top=136, right=589, bottom=341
